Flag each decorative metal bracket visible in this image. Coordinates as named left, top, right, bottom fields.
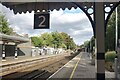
left=73, top=2, right=120, bottom=37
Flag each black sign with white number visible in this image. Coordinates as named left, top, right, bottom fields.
left=34, top=12, right=49, bottom=29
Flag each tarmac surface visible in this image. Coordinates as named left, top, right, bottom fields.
left=48, top=52, right=119, bottom=80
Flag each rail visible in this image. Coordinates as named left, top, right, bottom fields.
left=0, top=53, right=68, bottom=76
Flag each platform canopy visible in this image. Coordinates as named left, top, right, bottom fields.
left=0, top=33, right=29, bottom=43
left=1, top=1, right=118, bottom=15
left=1, top=2, right=95, bottom=14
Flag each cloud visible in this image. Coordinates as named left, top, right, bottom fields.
left=0, top=3, right=93, bottom=45
left=0, top=4, right=49, bottom=36
left=50, top=9, right=93, bottom=45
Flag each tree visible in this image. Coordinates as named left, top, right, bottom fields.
left=105, top=5, right=120, bottom=51
left=90, top=36, right=95, bottom=52
left=40, top=32, right=54, bottom=47
left=118, top=5, right=120, bottom=40
left=31, top=37, right=43, bottom=47
left=51, top=32, right=63, bottom=48
left=31, top=32, right=77, bottom=50
left=60, top=32, right=76, bottom=50
left=60, top=32, right=71, bottom=49
left=69, top=38, right=77, bottom=50
left=0, top=13, right=13, bottom=35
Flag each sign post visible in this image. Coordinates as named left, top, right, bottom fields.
left=34, top=12, right=50, bottom=29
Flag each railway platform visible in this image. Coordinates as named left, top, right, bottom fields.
left=0, top=53, right=68, bottom=67
left=48, top=52, right=119, bottom=80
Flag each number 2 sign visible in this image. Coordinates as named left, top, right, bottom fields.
left=34, top=12, right=49, bottom=29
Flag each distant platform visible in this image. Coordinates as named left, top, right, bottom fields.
left=0, top=53, right=68, bottom=67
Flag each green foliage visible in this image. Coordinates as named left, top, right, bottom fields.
left=31, top=37, right=43, bottom=47
left=0, top=13, right=13, bottom=35
left=90, top=36, right=95, bottom=50
left=60, top=32, right=76, bottom=49
left=41, top=32, right=53, bottom=47
left=84, top=40, right=90, bottom=52
left=60, top=43, right=67, bottom=49
left=105, top=51, right=117, bottom=62
left=118, top=5, right=120, bottom=40
left=105, top=13, right=116, bottom=51
left=84, top=40, right=90, bottom=47
left=51, top=32, right=63, bottom=48
left=105, top=5, right=120, bottom=51
left=105, top=5, right=120, bottom=71
left=31, top=32, right=77, bottom=49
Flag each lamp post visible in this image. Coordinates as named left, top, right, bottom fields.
left=115, top=7, right=119, bottom=80
left=115, top=7, right=118, bottom=53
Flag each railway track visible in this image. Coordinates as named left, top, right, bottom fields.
left=0, top=54, right=68, bottom=76
left=17, top=58, right=66, bottom=80
left=18, top=70, right=48, bottom=80
left=2, top=53, right=76, bottom=80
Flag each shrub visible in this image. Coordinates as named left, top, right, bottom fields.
left=105, top=62, right=114, bottom=72
left=105, top=51, right=117, bottom=62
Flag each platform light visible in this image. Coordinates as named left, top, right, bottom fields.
left=115, top=7, right=118, bottom=52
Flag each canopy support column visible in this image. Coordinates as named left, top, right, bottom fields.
left=2, top=42, right=6, bottom=61
left=14, top=43, right=18, bottom=59
left=94, top=2, right=105, bottom=80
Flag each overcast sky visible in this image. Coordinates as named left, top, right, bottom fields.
left=0, top=3, right=93, bottom=45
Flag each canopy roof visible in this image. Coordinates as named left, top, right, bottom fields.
left=1, top=2, right=119, bottom=14
left=1, top=2, right=94, bottom=14
left=0, top=33, right=29, bottom=43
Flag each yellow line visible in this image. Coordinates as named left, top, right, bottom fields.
left=69, top=53, right=82, bottom=80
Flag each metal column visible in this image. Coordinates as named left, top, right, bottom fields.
left=94, top=2, right=105, bottom=80
left=14, top=43, right=18, bottom=59
left=2, top=43, right=6, bottom=61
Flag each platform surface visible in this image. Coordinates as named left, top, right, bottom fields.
left=48, top=52, right=119, bottom=80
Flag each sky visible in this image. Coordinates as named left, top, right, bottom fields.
left=0, top=3, right=93, bottom=45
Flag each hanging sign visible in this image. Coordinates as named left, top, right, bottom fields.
left=34, top=12, right=50, bottom=29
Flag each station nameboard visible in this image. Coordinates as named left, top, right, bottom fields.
left=34, top=12, right=49, bottom=29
